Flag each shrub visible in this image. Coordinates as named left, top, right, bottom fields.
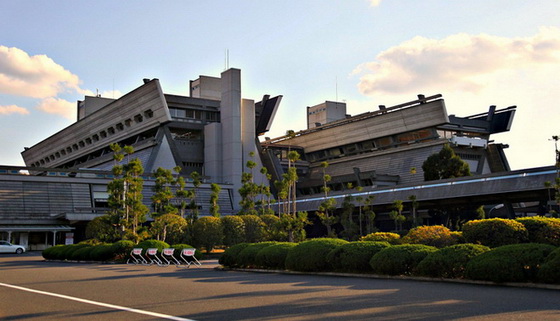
left=219, top=243, right=250, bottom=268
left=71, top=246, right=94, bottom=261
left=172, top=244, right=203, bottom=261
left=465, top=243, right=556, bottom=283
left=360, top=232, right=401, bottom=244
left=538, top=247, right=560, bottom=284
left=136, top=239, right=170, bottom=254
left=90, top=244, right=115, bottom=261
left=402, top=225, right=456, bottom=248
left=415, top=243, right=490, bottom=278
left=260, top=214, right=285, bottom=241
left=516, top=216, right=560, bottom=246
left=240, top=215, right=266, bottom=243
left=221, top=216, right=245, bottom=246
left=450, top=231, right=465, bottom=244
left=370, top=244, right=437, bottom=275
left=150, top=214, right=188, bottom=245
left=462, top=218, right=528, bottom=247
left=285, top=238, right=348, bottom=272
left=192, top=216, right=223, bottom=252
left=60, top=244, right=91, bottom=260
left=327, top=241, right=390, bottom=273
left=255, top=242, right=298, bottom=270
left=42, top=245, right=65, bottom=260
left=237, top=242, right=277, bottom=268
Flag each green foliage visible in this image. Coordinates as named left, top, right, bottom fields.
left=402, top=225, right=457, bottom=248
left=149, top=214, right=187, bottom=245
left=191, top=216, right=223, bottom=253
left=240, top=214, right=266, bottom=243
left=237, top=242, right=277, bottom=268
left=370, top=244, right=437, bottom=275
left=209, top=183, right=221, bottom=217
left=415, top=243, right=490, bottom=278
left=450, top=231, right=465, bottom=244
left=462, top=218, right=529, bottom=247
left=219, top=243, right=250, bottom=268
left=42, top=245, right=66, bottom=260
left=221, top=215, right=246, bottom=246
left=278, top=212, right=308, bottom=242
left=465, top=243, right=556, bottom=283
left=360, top=232, right=401, bottom=244
left=260, top=214, right=285, bottom=241
left=90, top=244, right=115, bottom=261
left=422, top=144, right=471, bottom=181
left=327, top=241, right=390, bottom=273
left=71, top=246, right=94, bottom=261
left=285, top=238, right=348, bottom=272
left=515, top=216, right=560, bottom=246
left=136, top=239, right=170, bottom=254
left=538, top=247, right=560, bottom=284
left=110, top=240, right=135, bottom=261
left=255, top=242, right=298, bottom=270
left=85, top=215, right=120, bottom=243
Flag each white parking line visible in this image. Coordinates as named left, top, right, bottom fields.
left=0, top=282, right=195, bottom=321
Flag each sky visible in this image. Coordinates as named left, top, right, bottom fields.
left=1, top=0, right=559, bottom=170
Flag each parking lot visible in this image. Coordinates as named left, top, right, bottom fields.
left=1, top=252, right=560, bottom=320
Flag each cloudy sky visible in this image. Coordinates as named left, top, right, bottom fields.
left=1, top=1, right=559, bottom=170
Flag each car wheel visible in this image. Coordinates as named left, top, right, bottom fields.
left=15, top=248, right=23, bottom=254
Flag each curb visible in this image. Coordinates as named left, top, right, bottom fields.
left=216, top=267, right=560, bottom=291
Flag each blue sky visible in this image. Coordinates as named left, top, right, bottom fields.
left=1, top=1, right=559, bottom=170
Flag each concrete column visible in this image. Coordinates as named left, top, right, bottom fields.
left=53, top=231, right=57, bottom=246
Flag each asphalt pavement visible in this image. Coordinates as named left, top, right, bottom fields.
left=1, top=252, right=559, bottom=320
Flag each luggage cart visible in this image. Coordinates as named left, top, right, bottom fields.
left=180, top=248, right=201, bottom=268
left=127, top=248, right=147, bottom=265
left=146, top=248, right=164, bottom=266
left=161, top=248, right=182, bottom=267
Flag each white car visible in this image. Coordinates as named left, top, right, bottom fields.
left=0, top=241, right=26, bottom=254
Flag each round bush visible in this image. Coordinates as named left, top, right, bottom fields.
left=370, top=244, right=437, bottom=275
left=42, top=245, right=65, bottom=260
left=90, top=244, right=115, bottom=261
left=538, top=247, right=560, bottom=284
left=402, top=225, right=456, bottom=248
left=219, top=243, right=250, bottom=268
left=465, top=243, right=556, bottom=283
left=237, top=242, right=277, bottom=268
left=171, top=244, right=203, bottom=261
left=111, top=240, right=135, bottom=261
left=255, top=242, right=297, bottom=270
left=136, top=240, right=170, bottom=255
left=516, top=216, right=560, bottom=246
left=221, top=215, right=245, bottom=246
left=327, top=241, right=390, bottom=273
left=462, top=218, right=528, bottom=247
left=360, top=232, right=401, bottom=244
left=285, top=238, right=348, bottom=272
left=60, top=244, right=91, bottom=260
left=71, top=246, right=94, bottom=261
left=415, top=243, right=490, bottom=278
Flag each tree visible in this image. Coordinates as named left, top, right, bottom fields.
left=422, top=144, right=471, bottom=181
left=408, top=195, right=419, bottom=227
left=85, top=215, right=119, bottom=242
left=150, top=213, right=187, bottom=244
left=390, top=200, right=405, bottom=231
left=316, top=161, right=338, bottom=237
left=221, top=215, right=245, bottom=246
left=192, top=216, right=223, bottom=253
left=151, top=167, right=178, bottom=218
left=240, top=214, right=266, bottom=243
left=209, top=183, right=222, bottom=217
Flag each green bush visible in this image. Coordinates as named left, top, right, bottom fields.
left=260, top=214, right=285, bottom=241
left=192, top=216, right=224, bottom=252
left=415, top=243, right=490, bottom=278
left=240, top=215, right=266, bottom=243
left=327, top=241, right=390, bottom=273
left=402, top=225, right=456, bottom=248
left=221, top=215, right=246, bottom=246
left=111, top=240, right=135, bottom=261
left=538, top=247, right=560, bottom=284
left=255, top=242, right=298, bottom=270
left=450, top=231, right=465, bottom=244
left=516, top=216, right=560, bottom=246
left=42, top=245, right=65, bottom=260
left=71, top=246, right=94, bottom=261
left=370, top=244, right=437, bottom=275
left=462, top=218, right=529, bottom=247
left=360, top=232, right=401, bottom=244
left=465, top=243, right=556, bottom=283
left=237, top=242, right=277, bottom=268
left=136, top=240, right=170, bottom=255
left=219, top=243, right=250, bottom=268
left=90, top=244, right=115, bottom=261
left=60, top=244, right=91, bottom=260
left=285, top=238, right=348, bottom=272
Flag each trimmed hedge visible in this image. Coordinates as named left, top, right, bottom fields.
left=255, top=242, right=297, bottom=270
left=538, top=247, right=560, bottom=284
left=370, top=244, right=437, bottom=275
left=237, top=242, right=277, bottom=268
left=415, top=243, right=490, bottom=278
left=360, top=232, right=401, bottom=244
left=464, top=243, right=556, bottom=283
left=462, top=218, right=528, bottom=247
left=42, top=240, right=135, bottom=262
left=516, top=216, right=560, bottom=246
left=285, top=238, right=348, bottom=272
left=219, top=243, right=250, bottom=268
left=327, top=241, right=390, bottom=273
left=136, top=240, right=170, bottom=254
left=42, top=245, right=65, bottom=260
left=402, top=225, right=456, bottom=248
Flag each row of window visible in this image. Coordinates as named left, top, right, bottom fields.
left=31, top=109, right=154, bottom=167
left=169, top=107, right=219, bottom=122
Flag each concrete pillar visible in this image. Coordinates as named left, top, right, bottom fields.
left=53, top=231, right=57, bottom=246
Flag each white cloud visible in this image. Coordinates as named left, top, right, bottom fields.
left=0, top=46, right=86, bottom=99
left=352, top=27, right=560, bottom=170
left=36, top=97, right=76, bottom=120
left=0, top=104, right=29, bottom=115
